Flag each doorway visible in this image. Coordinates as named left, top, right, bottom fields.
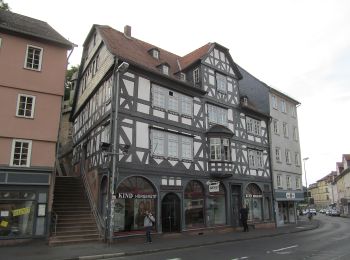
left=231, top=185, right=242, bottom=227
left=162, top=193, right=180, bottom=232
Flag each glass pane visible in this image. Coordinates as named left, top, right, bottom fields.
left=185, top=181, right=204, bottom=228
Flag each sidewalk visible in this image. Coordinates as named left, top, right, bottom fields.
left=2, top=217, right=318, bottom=260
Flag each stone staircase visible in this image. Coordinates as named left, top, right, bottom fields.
left=50, top=176, right=101, bottom=246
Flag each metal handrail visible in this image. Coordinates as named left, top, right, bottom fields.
left=81, top=171, right=105, bottom=237
left=51, top=210, right=58, bottom=236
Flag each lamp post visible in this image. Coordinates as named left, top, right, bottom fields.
left=303, top=157, right=309, bottom=207
left=108, top=61, right=129, bottom=244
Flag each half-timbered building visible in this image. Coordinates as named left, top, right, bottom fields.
left=70, top=25, right=274, bottom=238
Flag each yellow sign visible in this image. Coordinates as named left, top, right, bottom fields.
left=0, top=220, right=8, bottom=227
left=12, top=207, right=31, bottom=217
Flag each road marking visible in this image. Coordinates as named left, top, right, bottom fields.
left=272, top=245, right=298, bottom=252
left=232, top=257, right=249, bottom=260
left=166, top=258, right=182, bottom=260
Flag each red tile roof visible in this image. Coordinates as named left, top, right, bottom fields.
left=343, top=154, right=350, bottom=161
left=97, top=25, right=213, bottom=79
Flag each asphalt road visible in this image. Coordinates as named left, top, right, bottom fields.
left=110, top=214, right=350, bottom=260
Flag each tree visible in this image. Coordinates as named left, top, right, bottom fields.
left=0, top=0, right=10, bottom=11
left=64, top=65, right=79, bottom=101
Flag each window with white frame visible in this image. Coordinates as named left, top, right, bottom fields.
left=193, top=68, right=200, bottom=83
left=295, top=152, right=300, bottom=166
left=16, top=94, right=36, bottom=118
left=293, top=126, right=298, bottom=141
left=296, top=177, right=301, bottom=189
left=152, top=84, right=193, bottom=116
left=281, top=100, right=287, bottom=113
left=290, top=105, right=296, bottom=117
left=248, top=149, right=263, bottom=169
left=246, top=117, right=261, bottom=135
left=285, top=149, right=291, bottom=164
left=162, top=65, right=169, bottom=75
left=152, top=49, right=159, bottom=59
left=283, top=122, right=289, bottom=138
left=272, top=95, right=278, bottom=109
left=277, top=175, right=282, bottom=188
left=273, top=119, right=279, bottom=135
left=180, top=73, right=186, bottom=81
left=151, top=129, right=193, bottom=160
left=208, top=104, right=228, bottom=125
left=24, top=45, right=43, bottom=71
left=216, top=73, right=227, bottom=93
left=275, top=147, right=281, bottom=162
left=10, top=139, right=32, bottom=167
left=286, top=176, right=291, bottom=189
left=210, top=137, right=230, bottom=161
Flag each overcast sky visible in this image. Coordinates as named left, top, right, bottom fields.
left=6, top=0, right=350, bottom=186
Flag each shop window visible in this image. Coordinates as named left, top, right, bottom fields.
left=207, top=184, right=226, bottom=226
left=244, top=183, right=263, bottom=222
left=114, top=176, right=156, bottom=233
left=0, top=191, right=36, bottom=238
left=185, top=181, right=204, bottom=228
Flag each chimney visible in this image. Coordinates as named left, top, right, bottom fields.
left=124, top=25, right=131, bottom=38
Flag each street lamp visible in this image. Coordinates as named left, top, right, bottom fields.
left=303, top=157, right=309, bottom=206
left=107, top=61, right=129, bottom=244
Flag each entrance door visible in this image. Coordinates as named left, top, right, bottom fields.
left=162, top=193, right=180, bottom=232
left=231, top=185, right=242, bottom=227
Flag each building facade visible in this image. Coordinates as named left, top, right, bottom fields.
left=70, top=25, right=275, bottom=238
left=268, top=88, right=303, bottom=226
left=0, top=10, right=72, bottom=242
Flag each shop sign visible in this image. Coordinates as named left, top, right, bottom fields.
left=286, top=193, right=295, bottom=199
left=0, top=220, right=8, bottom=227
left=12, top=207, right=30, bottom=217
left=209, top=183, right=220, bottom=193
left=245, top=194, right=263, bottom=198
left=117, top=193, right=157, bottom=199
left=286, top=193, right=290, bottom=199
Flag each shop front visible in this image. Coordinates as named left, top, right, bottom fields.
left=274, top=191, right=304, bottom=226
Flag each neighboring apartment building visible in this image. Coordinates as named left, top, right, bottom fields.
left=269, top=88, right=303, bottom=226
left=310, top=175, right=332, bottom=209
left=70, top=24, right=275, bottom=238
left=0, top=10, right=72, bottom=241
left=334, top=154, right=350, bottom=216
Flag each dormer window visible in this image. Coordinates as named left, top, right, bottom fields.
left=152, top=49, right=159, bottom=59
left=180, top=73, right=186, bottom=81
left=162, top=65, right=169, bottom=75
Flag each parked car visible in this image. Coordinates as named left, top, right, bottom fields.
left=330, top=209, right=340, bottom=217
left=319, top=209, right=326, bottom=214
left=309, top=208, right=317, bottom=215
left=325, top=209, right=331, bottom=215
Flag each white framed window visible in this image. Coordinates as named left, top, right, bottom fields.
left=210, top=137, right=230, bottom=161
left=277, top=175, right=282, bottom=188
left=162, top=65, right=169, bottom=75
left=151, top=130, right=165, bottom=156
left=176, top=177, right=182, bottom=186
left=169, top=177, right=175, bottom=186
left=273, top=119, right=279, bottom=135
left=24, top=45, right=43, bottom=71
left=283, top=122, right=289, bottom=138
left=152, top=84, right=193, bottom=116
left=246, top=117, right=261, bottom=135
left=216, top=73, right=227, bottom=93
left=193, top=68, right=200, bottom=83
left=208, top=104, right=228, bottom=126
left=272, top=95, right=278, bottom=109
left=295, top=152, right=300, bottom=166
left=281, top=100, right=287, bottom=113
left=181, top=136, right=193, bottom=160
left=152, top=49, right=159, bottom=59
left=293, top=127, right=298, bottom=141
left=296, top=177, right=301, bottom=189
left=151, top=129, right=193, bottom=160
left=16, top=94, right=36, bottom=118
left=290, top=105, right=296, bottom=117
left=10, top=139, right=32, bottom=167
left=161, top=177, right=168, bottom=185
left=248, top=149, right=263, bottom=169
left=286, top=176, right=291, bottom=189
left=180, top=73, right=186, bottom=81
left=285, top=149, right=291, bottom=164
left=275, top=147, right=281, bottom=162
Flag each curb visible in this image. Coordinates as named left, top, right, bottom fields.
left=71, top=222, right=319, bottom=260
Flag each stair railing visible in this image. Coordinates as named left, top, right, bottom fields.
left=81, top=171, right=105, bottom=238
left=51, top=210, right=58, bottom=236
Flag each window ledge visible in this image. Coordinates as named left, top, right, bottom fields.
left=23, top=67, right=41, bottom=72
left=152, top=106, right=166, bottom=112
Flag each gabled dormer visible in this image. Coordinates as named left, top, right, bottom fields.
left=157, top=62, right=170, bottom=76
left=148, top=47, right=160, bottom=59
